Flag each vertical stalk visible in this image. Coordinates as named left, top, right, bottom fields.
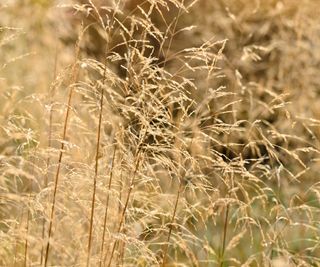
left=161, top=181, right=183, bottom=267
left=99, top=145, right=117, bottom=267
left=40, top=43, right=58, bottom=266
left=220, top=204, right=229, bottom=267
left=116, top=168, right=125, bottom=267
left=43, top=24, right=82, bottom=267
left=158, top=0, right=184, bottom=68
left=86, top=87, right=104, bottom=267
left=25, top=150, right=37, bottom=266
left=118, top=169, right=123, bottom=216
left=24, top=198, right=30, bottom=267
left=105, top=152, right=142, bottom=267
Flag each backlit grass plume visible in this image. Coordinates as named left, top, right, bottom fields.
left=1, top=0, right=320, bottom=266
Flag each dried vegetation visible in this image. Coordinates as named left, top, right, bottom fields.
left=1, top=0, right=320, bottom=266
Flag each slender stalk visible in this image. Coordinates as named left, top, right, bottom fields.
left=116, top=169, right=124, bottom=267
left=99, top=145, right=117, bottom=267
left=40, top=43, right=58, bottom=266
left=220, top=204, right=229, bottom=267
left=93, top=28, right=113, bottom=266
left=115, top=238, right=125, bottom=267
left=105, top=152, right=142, bottom=267
left=24, top=198, right=30, bottom=267
left=43, top=25, right=82, bottom=267
left=118, top=169, right=124, bottom=216
left=266, top=219, right=289, bottom=262
left=161, top=181, right=183, bottom=267
left=25, top=150, right=37, bottom=266
left=86, top=87, right=104, bottom=267
left=158, top=0, right=183, bottom=69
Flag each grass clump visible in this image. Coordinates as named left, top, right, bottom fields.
left=1, top=0, right=320, bottom=266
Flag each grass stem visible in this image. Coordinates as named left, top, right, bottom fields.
left=43, top=24, right=83, bottom=267
left=105, top=152, right=142, bottom=267
left=161, top=180, right=183, bottom=267
left=86, top=87, right=104, bottom=267
left=220, top=204, right=229, bottom=267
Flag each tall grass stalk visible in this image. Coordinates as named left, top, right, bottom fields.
left=24, top=198, right=30, bottom=267
left=106, top=151, right=142, bottom=267
left=99, top=145, right=117, bottom=267
left=220, top=203, right=230, bottom=267
left=43, top=25, right=83, bottom=267
left=86, top=86, right=104, bottom=267
left=40, top=44, right=59, bottom=266
left=161, top=181, right=183, bottom=267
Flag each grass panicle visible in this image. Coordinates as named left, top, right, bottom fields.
left=1, top=0, right=320, bottom=266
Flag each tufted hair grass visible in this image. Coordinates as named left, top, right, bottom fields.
left=1, top=0, right=320, bottom=266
